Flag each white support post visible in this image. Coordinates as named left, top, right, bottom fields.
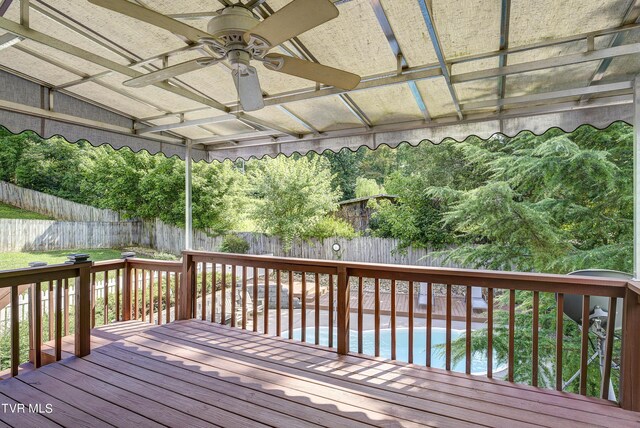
left=185, top=140, right=193, bottom=251
left=634, top=78, right=640, bottom=279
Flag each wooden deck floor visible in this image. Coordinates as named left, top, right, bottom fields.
left=1, top=321, right=638, bottom=427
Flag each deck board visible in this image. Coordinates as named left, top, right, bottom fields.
left=0, top=320, right=638, bottom=427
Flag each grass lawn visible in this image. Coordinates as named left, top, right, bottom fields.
left=0, top=202, right=53, bottom=220
left=0, top=248, right=123, bottom=270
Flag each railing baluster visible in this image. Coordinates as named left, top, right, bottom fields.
left=104, top=271, right=109, bottom=325
left=426, top=282, right=432, bottom=367
left=337, top=266, right=349, bottom=355
left=556, top=292, right=564, bottom=391
left=263, top=268, right=269, bottom=334
left=49, top=280, right=55, bottom=337
left=329, top=274, right=334, bottom=348
left=508, top=289, right=515, bottom=382
left=165, top=272, right=170, bottom=324
left=149, top=270, right=154, bottom=325
left=156, top=269, right=161, bottom=325
left=375, top=277, right=380, bottom=357
left=487, top=287, right=494, bottom=378
left=141, top=270, right=147, bottom=322
left=532, top=291, right=539, bottom=386
left=408, top=281, right=414, bottom=364
left=446, top=284, right=452, bottom=371
left=465, top=285, right=471, bottom=374
left=276, top=269, right=281, bottom=336
left=601, top=297, right=616, bottom=400
left=314, top=273, right=320, bottom=345
left=243, top=266, right=248, bottom=330
left=580, top=295, right=590, bottom=395
left=133, top=269, right=138, bottom=320
left=212, top=265, right=217, bottom=324
left=202, top=263, right=207, bottom=321
left=173, top=272, right=178, bottom=322
left=231, top=265, right=237, bottom=328
left=391, top=279, right=396, bottom=360
left=55, top=280, right=62, bottom=361
left=288, top=271, right=293, bottom=338
left=34, top=282, right=42, bottom=368
left=221, top=264, right=227, bottom=325
left=253, top=268, right=258, bottom=332
left=64, top=278, right=69, bottom=335
left=115, top=269, right=120, bottom=322
left=301, top=273, right=307, bottom=342
left=11, top=285, right=19, bottom=377
left=358, top=276, right=363, bottom=354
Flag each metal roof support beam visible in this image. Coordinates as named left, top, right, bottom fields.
left=417, top=0, right=463, bottom=120
left=195, top=130, right=282, bottom=145
left=452, top=42, right=640, bottom=84
left=497, top=0, right=511, bottom=112
left=19, top=0, right=28, bottom=27
left=0, top=17, right=230, bottom=112
left=370, top=0, right=431, bottom=121
left=340, top=94, right=373, bottom=129
left=580, top=0, right=640, bottom=103
left=0, top=98, right=182, bottom=144
left=135, top=114, right=238, bottom=134
left=207, top=94, right=633, bottom=155
left=236, top=112, right=301, bottom=139
left=277, top=105, right=321, bottom=135
left=461, top=80, right=633, bottom=110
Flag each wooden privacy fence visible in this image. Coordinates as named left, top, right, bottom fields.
left=0, top=181, right=121, bottom=222
left=1, top=217, right=462, bottom=268
left=0, top=219, right=141, bottom=252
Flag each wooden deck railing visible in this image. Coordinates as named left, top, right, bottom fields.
left=180, top=250, right=640, bottom=411
left=1, top=251, right=639, bottom=411
left=0, top=259, right=91, bottom=376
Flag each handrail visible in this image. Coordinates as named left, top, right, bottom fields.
left=184, top=250, right=628, bottom=296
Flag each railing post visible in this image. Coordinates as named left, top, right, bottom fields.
left=621, top=285, right=640, bottom=411
left=122, top=252, right=135, bottom=321
left=72, top=259, right=92, bottom=358
left=337, top=265, right=350, bottom=355
left=178, top=252, right=194, bottom=320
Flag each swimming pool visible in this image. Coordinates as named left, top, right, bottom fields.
left=282, top=327, right=501, bottom=374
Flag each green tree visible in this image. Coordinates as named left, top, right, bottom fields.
left=354, top=177, right=385, bottom=198
left=248, top=155, right=341, bottom=250
left=323, top=148, right=364, bottom=200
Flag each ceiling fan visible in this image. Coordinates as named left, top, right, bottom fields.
left=88, top=0, right=362, bottom=111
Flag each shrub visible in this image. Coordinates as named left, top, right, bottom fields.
left=302, top=216, right=357, bottom=240
left=220, top=234, right=250, bottom=254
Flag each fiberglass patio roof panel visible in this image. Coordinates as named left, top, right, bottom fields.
left=0, top=0, right=637, bottom=162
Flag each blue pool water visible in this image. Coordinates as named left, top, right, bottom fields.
left=282, top=327, right=501, bottom=374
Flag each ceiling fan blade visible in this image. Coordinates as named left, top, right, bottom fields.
left=243, top=0, right=338, bottom=47
left=124, top=58, right=219, bottom=88
left=232, top=66, right=265, bottom=112
left=88, top=0, right=212, bottom=42
left=264, top=54, right=360, bottom=90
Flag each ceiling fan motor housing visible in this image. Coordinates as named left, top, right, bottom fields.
left=206, top=6, right=267, bottom=58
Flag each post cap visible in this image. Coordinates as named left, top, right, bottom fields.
left=28, top=261, right=48, bottom=268
left=65, top=253, right=91, bottom=264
